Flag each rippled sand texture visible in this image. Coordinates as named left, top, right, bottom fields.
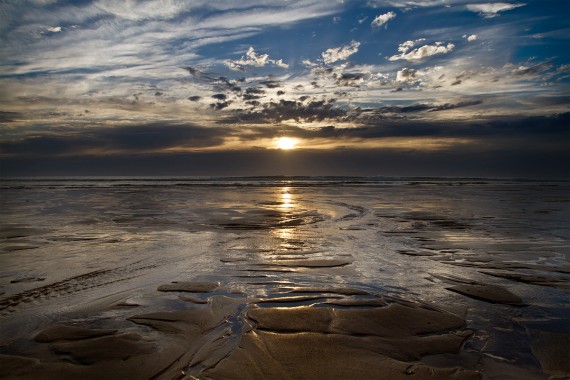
left=0, top=180, right=568, bottom=379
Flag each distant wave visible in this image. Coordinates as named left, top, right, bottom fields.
left=0, top=176, right=567, bottom=190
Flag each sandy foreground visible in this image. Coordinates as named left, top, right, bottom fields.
left=0, top=180, right=568, bottom=379
left=1, top=284, right=480, bottom=379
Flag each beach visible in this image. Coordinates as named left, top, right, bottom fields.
left=0, top=178, right=568, bottom=379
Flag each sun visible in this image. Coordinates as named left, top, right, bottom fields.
left=275, top=137, right=298, bottom=150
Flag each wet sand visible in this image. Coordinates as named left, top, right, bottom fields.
left=0, top=179, right=568, bottom=379
left=1, top=284, right=478, bottom=379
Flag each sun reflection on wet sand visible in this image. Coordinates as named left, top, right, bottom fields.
left=274, top=187, right=296, bottom=242
left=280, top=187, right=293, bottom=209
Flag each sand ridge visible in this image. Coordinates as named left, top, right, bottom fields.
left=0, top=280, right=480, bottom=379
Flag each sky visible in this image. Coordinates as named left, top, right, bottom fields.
left=0, top=0, right=568, bottom=178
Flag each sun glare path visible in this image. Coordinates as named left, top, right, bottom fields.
left=275, top=137, right=298, bottom=150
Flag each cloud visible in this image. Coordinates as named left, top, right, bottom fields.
left=210, top=101, right=232, bottom=110
left=398, top=40, right=417, bottom=53
left=302, top=59, right=319, bottom=68
left=382, top=56, right=570, bottom=110
left=183, top=67, right=244, bottom=93
left=219, top=88, right=483, bottom=125
left=356, top=112, right=570, bottom=148
left=0, top=123, right=228, bottom=157
left=1, top=0, right=332, bottom=85
left=46, top=26, right=62, bottom=33
left=367, top=1, right=448, bottom=10
left=220, top=110, right=569, bottom=153
left=2, top=111, right=568, bottom=178
left=243, top=47, right=286, bottom=68
left=389, top=41, right=455, bottom=62
left=334, top=72, right=368, bottom=86
left=259, top=80, right=282, bottom=89
left=322, top=40, right=361, bottom=64
left=84, top=1, right=193, bottom=22
left=4, top=140, right=567, bottom=178
left=226, top=61, right=246, bottom=72
left=222, top=98, right=357, bottom=124
left=511, top=62, right=552, bottom=76
left=225, top=47, right=289, bottom=71
left=428, top=100, right=483, bottom=111
left=241, top=47, right=270, bottom=67
left=273, top=59, right=289, bottom=69
left=465, top=34, right=478, bottom=41
left=368, top=100, right=483, bottom=116
left=396, top=68, right=418, bottom=82
left=240, top=87, right=266, bottom=101
left=195, top=2, right=342, bottom=30
left=31, top=0, right=59, bottom=4
left=466, top=3, right=526, bottom=18
left=371, top=11, right=396, bottom=28
left=555, top=64, right=570, bottom=75
left=0, top=111, right=21, bottom=122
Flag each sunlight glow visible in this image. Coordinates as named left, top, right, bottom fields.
left=275, top=137, right=298, bottom=150
left=281, top=187, right=293, bottom=208
left=273, top=186, right=296, bottom=242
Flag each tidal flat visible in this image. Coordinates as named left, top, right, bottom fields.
left=0, top=178, right=568, bottom=379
